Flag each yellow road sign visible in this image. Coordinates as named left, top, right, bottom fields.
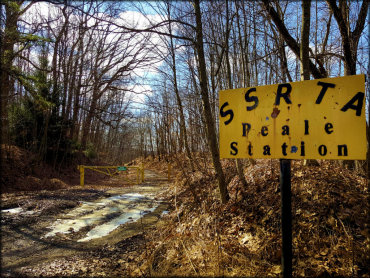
left=219, top=74, right=366, bottom=160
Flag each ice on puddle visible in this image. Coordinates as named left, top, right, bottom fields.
left=78, top=206, right=157, bottom=242
left=2, top=207, right=23, bottom=214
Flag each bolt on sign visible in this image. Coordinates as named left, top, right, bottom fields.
left=219, top=74, right=366, bottom=160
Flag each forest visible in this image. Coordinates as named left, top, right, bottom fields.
left=1, top=0, right=369, bottom=277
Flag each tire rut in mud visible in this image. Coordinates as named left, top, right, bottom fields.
left=1, top=170, right=169, bottom=277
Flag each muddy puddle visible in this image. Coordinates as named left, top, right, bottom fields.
left=43, top=185, right=163, bottom=242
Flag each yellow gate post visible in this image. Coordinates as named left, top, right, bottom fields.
left=78, top=165, right=85, bottom=187
left=141, top=163, right=144, bottom=182
left=136, top=168, right=139, bottom=184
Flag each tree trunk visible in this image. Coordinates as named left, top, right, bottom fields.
left=81, top=92, right=98, bottom=148
left=70, top=39, right=84, bottom=141
left=326, top=0, right=368, bottom=170
left=262, top=0, right=324, bottom=79
left=300, top=0, right=320, bottom=167
left=1, top=2, right=19, bottom=147
left=194, top=0, right=229, bottom=204
left=326, top=0, right=368, bottom=76
left=167, top=6, right=195, bottom=172
left=223, top=0, right=248, bottom=188
left=300, top=0, right=311, bottom=81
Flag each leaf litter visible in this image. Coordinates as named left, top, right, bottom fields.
left=138, top=156, right=369, bottom=277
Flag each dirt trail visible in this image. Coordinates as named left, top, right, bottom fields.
left=1, top=169, right=170, bottom=277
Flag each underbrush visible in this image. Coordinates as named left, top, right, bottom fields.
left=137, top=154, right=369, bottom=277
left=0, top=144, right=110, bottom=192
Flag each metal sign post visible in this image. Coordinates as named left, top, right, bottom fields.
left=280, top=159, right=292, bottom=277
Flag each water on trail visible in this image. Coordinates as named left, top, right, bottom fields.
left=43, top=184, right=163, bottom=242
left=1, top=207, right=37, bottom=215
left=2, top=207, right=23, bottom=214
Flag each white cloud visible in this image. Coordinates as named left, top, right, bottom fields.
left=117, top=10, right=164, bottom=29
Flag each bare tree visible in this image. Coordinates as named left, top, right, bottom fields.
left=193, top=0, right=229, bottom=203
left=326, top=0, right=368, bottom=76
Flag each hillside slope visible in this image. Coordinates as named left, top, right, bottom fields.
left=137, top=155, right=368, bottom=277
left=1, top=145, right=109, bottom=192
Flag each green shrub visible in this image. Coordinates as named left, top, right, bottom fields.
left=70, top=139, right=82, bottom=154
left=8, top=100, right=36, bottom=150
left=83, top=143, right=97, bottom=159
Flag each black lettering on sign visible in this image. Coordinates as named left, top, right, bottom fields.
left=340, top=92, right=364, bottom=116
left=245, top=88, right=259, bottom=111
left=274, top=83, right=292, bottom=105
left=261, top=126, right=268, bottom=136
left=300, top=141, right=305, bottom=156
left=325, top=123, right=333, bottom=134
left=230, top=142, right=238, bottom=155
left=318, top=145, right=327, bottom=156
left=304, top=120, right=309, bottom=135
left=282, top=125, right=290, bottom=135
left=281, top=143, right=288, bottom=156
left=263, top=145, right=271, bottom=155
left=248, top=143, right=253, bottom=156
left=242, top=123, right=251, bottom=137
left=338, top=144, right=348, bottom=156
left=315, top=81, right=336, bottom=104
left=220, top=102, right=234, bottom=125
